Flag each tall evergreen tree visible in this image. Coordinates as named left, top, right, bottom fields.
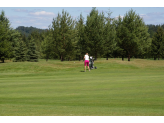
left=14, top=40, right=26, bottom=62
left=103, top=11, right=117, bottom=60
left=30, top=30, right=44, bottom=58
left=76, top=13, right=88, bottom=61
left=0, top=10, right=11, bottom=63
left=151, top=27, right=164, bottom=60
left=14, top=41, right=21, bottom=62
left=50, top=10, right=76, bottom=61
left=19, top=41, right=26, bottom=61
left=0, top=24, right=10, bottom=62
left=26, top=38, right=38, bottom=62
left=8, top=29, right=25, bottom=60
left=114, top=9, right=150, bottom=61
left=85, top=7, right=106, bottom=59
left=114, top=15, right=126, bottom=60
left=41, top=30, right=54, bottom=61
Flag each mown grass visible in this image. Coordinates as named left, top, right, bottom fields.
left=0, top=58, right=164, bottom=116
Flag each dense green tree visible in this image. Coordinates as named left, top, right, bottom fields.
left=19, top=41, right=26, bottom=61
left=151, top=27, right=164, bottom=60
left=16, top=26, right=46, bottom=37
left=8, top=29, right=25, bottom=59
left=135, top=20, right=151, bottom=59
left=114, top=15, right=126, bottom=60
left=2, top=9, right=163, bottom=62
left=21, top=33, right=28, bottom=46
left=0, top=23, right=10, bottom=62
left=0, top=10, right=11, bottom=63
left=103, top=11, right=117, bottom=60
left=114, top=9, right=150, bottom=61
left=147, top=24, right=162, bottom=38
left=50, top=10, right=76, bottom=61
left=41, top=30, right=54, bottom=61
left=65, top=31, right=77, bottom=61
left=75, top=13, right=88, bottom=61
left=85, top=7, right=106, bottom=59
left=14, top=40, right=27, bottom=62
left=26, top=38, right=39, bottom=62
left=147, top=24, right=156, bottom=38
left=29, top=30, right=44, bottom=58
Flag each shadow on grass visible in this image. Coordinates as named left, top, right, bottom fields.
left=80, top=70, right=92, bottom=72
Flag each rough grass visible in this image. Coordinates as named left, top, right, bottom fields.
left=0, top=58, right=164, bottom=116
left=114, top=58, right=164, bottom=69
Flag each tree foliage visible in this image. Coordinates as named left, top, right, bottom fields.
left=85, top=7, right=106, bottom=59
left=26, top=37, right=39, bottom=62
left=114, top=9, right=151, bottom=61
left=0, top=10, right=11, bottom=63
left=75, top=13, right=88, bottom=60
left=14, top=40, right=26, bottom=62
left=2, top=8, right=164, bottom=63
left=151, top=27, right=164, bottom=60
left=16, top=26, right=46, bottom=37
left=47, top=10, right=76, bottom=61
left=103, top=10, right=117, bottom=60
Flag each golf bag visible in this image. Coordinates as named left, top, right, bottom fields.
left=89, top=56, right=97, bottom=69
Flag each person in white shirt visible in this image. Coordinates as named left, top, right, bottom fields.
left=84, top=53, right=90, bottom=72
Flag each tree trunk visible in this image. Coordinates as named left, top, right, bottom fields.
left=128, top=55, right=130, bottom=61
left=61, top=55, right=63, bottom=62
left=2, top=58, right=4, bottom=63
left=106, top=55, right=108, bottom=60
left=95, top=53, right=97, bottom=60
left=122, top=55, right=124, bottom=61
left=46, top=55, right=49, bottom=62
left=154, top=57, right=156, bottom=60
left=79, top=55, right=81, bottom=61
left=158, top=55, right=160, bottom=60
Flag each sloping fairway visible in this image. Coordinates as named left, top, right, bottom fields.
left=0, top=58, right=164, bottom=116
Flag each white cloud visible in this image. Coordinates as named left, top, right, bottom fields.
left=140, top=14, right=147, bottom=18
left=29, top=11, right=55, bottom=16
left=139, top=12, right=164, bottom=25
left=7, top=14, right=51, bottom=29
left=113, top=12, right=164, bottom=25
left=41, top=26, right=48, bottom=29
left=140, top=14, right=145, bottom=16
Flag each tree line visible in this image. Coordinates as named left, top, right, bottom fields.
left=1, top=8, right=164, bottom=63
left=15, top=26, right=47, bottom=37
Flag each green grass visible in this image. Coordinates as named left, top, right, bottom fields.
left=0, top=58, right=164, bottom=116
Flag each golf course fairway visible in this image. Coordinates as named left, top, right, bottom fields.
left=0, top=58, right=164, bottom=116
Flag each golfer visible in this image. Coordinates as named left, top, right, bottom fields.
left=84, top=53, right=90, bottom=72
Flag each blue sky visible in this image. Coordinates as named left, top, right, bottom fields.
left=1, top=0, right=164, bottom=29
